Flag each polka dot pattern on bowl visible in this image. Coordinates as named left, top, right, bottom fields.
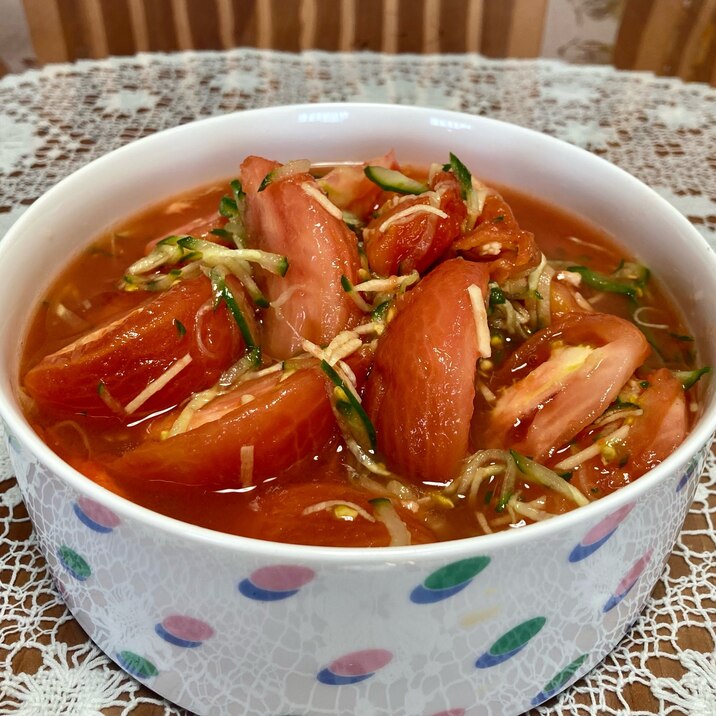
left=57, top=545, right=91, bottom=581
left=73, top=497, right=121, bottom=534
left=117, top=650, right=158, bottom=680
left=155, top=615, right=215, bottom=648
left=568, top=503, right=635, bottom=563
left=410, top=556, right=490, bottom=604
left=238, top=565, right=315, bottom=602
left=317, top=649, right=393, bottom=686
left=475, top=617, right=546, bottom=668
left=531, top=653, right=588, bottom=705
left=603, top=550, right=653, bottom=613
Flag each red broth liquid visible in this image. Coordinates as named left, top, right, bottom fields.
left=19, top=179, right=698, bottom=546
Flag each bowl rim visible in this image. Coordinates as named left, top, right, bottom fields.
left=2, top=101, right=715, bottom=564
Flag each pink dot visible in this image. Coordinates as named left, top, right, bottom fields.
left=583, top=502, right=635, bottom=544
left=77, top=497, right=121, bottom=529
left=251, top=565, right=315, bottom=592
left=431, top=710, right=466, bottom=716
left=330, top=649, right=393, bottom=677
left=162, top=615, right=214, bottom=642
left=616, top=549, right=653, bottom=595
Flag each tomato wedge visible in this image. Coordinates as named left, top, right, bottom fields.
left=363, top=170, right=466, bottom=276
left=107, top=364, right=337, bottom=488
left=239, top=478, right=435, bottom=547
left=318, top=150, right=397, bottom=220
left=365, top=258, right=490, bottom=483
left=624, top=368, right=688, bottom=476
left=485, top=312, right=650, bottom=460
left=241, top=156, right=363, bottom=359
left=454, top=193, right=540, bottom=282
left=23, top=276, right=245, bottom=418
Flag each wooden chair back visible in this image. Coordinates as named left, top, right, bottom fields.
left=20, top=0, right=716, bottom=85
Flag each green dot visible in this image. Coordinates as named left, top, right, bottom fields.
left=424, top=556, right=491, bottom=590
left=118, top=650, right=159, bottom=678
left=58, top=546, right=91, bottom=580
left=490, top=616, right=546, bottom=656
left=542, top=653, right=588, bottom=693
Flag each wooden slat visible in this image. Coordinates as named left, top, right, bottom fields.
left=269, top=0, right=301, bottom=51
left=22, top=0, right=71, bottom=63
left=184, top=0, right=222, bottom=49
left=56, top=0, right=90, bottom=60
left=480, top=0, right=514, bottom=58
left=614, top=0, right=655, bottom=71
left=423, top=0, right=440, bottom=53
left=676, top=0, right=716, bottom=81
left=142, top=0, right=179, bottom=52
left=397, top=0, right=424, bottom=53
left=170, top=0, right=193, bottom=49
left=99, top=0, right=135, bottom=56
left=127, top=0, right=149, bottom=51
left=299, top=0, right=317, bottom=49
left=216, top=0, right=235, bottom=48
left=339, top=0, right=356, bottom=50
left=506, top=0, right=548, bottom=57
left=466, top=0, right=483, bottom=53
left=313, top=0, right=341, bottom=51
left=354, top=0, right=384, bottom=51
left=383, top=0, right=398, bottom=52
left=659, top=0, right=702, bottom=76
left=439, top=0, right=470, bottom=53
left=83, top=0, right=109, bottom=57
left=231, top=0, right=259, bottom=47
left=632, top=0, right=682, bottom=72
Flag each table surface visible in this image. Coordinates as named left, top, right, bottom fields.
left=1, top=49, right=715, bottom=716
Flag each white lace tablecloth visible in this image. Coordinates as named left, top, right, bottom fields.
left=1, top=50, right=715, bottom=716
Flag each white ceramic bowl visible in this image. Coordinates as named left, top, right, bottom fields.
left=1, top=104, right=715, bottom=716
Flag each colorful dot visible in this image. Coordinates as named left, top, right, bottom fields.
left=410, top=556, right=490, bottom=604
left=155, top=615, right=215, bottom=648
left=430, top=710, right=466, bottom=716
left=531, top=653, right=588, bottom=705
left=117, top=650, right=158, bottom=679
left=676, top=458, right=699, bottom=493
left=475, top=616, right=546, bottom=668
left=6, top=432, right=21, bottom=453
left=239, top=565, right=315, bottom=601
left=73, top=497, right=121, bottom=534
left=317, top=649, right=392, bottom=686
left=568, top=502, right=635, bottom=563
left=57, top=545, right=91, bottom=581
left=603, top=549, right=652, bottom=613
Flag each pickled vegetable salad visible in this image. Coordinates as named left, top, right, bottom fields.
left=22, top=152, right=709, bottom=546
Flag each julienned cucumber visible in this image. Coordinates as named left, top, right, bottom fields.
left=364, top=166, right=429, bottom=195
left=320, top=360, right=377, bottom=451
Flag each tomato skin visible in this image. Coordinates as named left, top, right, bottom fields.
left=240, top=478, right=435, bottom=547
left=107, top=365, right=337, bottom=488
left=241, top=156, right=363, bottom=360
left=454, top=193, right=540, bottom=282
left=363, top=171, right=466, bottom=276
left=365, top=258, right=490, bottom=483
left=486, top=312, right=650, bottom=460
left=23, top=276, right=244, bottom=418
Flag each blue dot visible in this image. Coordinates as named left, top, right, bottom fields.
left=317, top=668, right=373, bottom=686
left=154, top=623, right=202, bottom=648
left=410, top=582, right=471, bottom=604
left=73, top=503, right=113, bottom=534
left=568, top=529, right=617, bottom=563
left=475, top=644, right=526, bottom=669
left=238, top=579, right=299, bottom=602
